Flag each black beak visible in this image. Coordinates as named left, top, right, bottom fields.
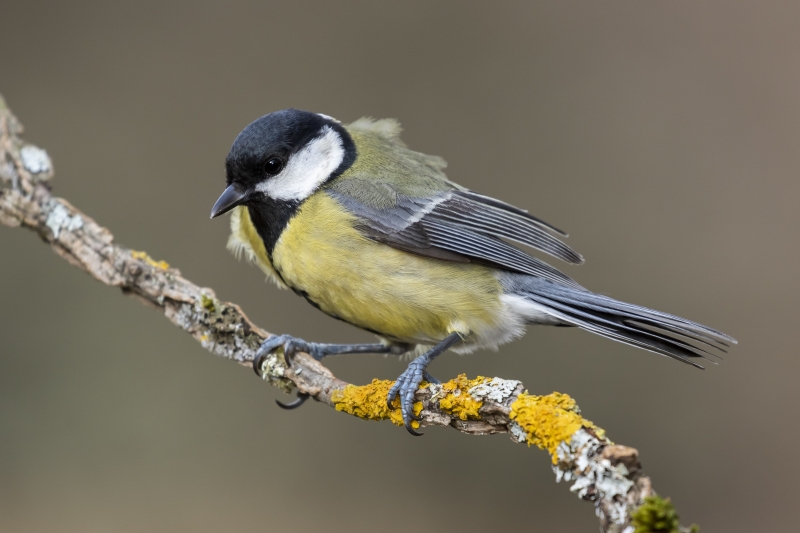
left=210, top=184, right=249, bottom=219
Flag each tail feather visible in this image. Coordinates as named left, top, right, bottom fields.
left=529, top=293, right=721, bottom=362
left=503, top=275, right=736, bottom=369
left=531, top=281, right=736, bottom=345
left=531, top=289, right=730, bottom=354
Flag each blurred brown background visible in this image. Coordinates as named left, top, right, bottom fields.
left=1, top=1, right=797, bottom=531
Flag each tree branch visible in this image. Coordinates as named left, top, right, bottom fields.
left=0, top=93, right=696, bottom=533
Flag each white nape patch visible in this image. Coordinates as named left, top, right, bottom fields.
left=348, top=117, right=403, bottom=140
left=256, top=125, right=345, bottom=201
left=317, top=113, right=340, bottom=123
left=501, top=293, right=566, bottom=326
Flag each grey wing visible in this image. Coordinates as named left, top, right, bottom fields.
left=326, top=181, right=584, bottom=289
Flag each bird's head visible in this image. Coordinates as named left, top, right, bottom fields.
left=210, top=109, right=354, bottom=218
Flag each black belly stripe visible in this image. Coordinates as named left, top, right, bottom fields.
left=247, top=198, right=299, bottom=257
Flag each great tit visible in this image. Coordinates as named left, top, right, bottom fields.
left=211, top=109, right=735, bottom=435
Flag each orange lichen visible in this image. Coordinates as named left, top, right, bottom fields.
left=131, top=250, right=170, bottom=270
left=509, top=392, right=604, bottom=463
left=331, top=379, right=422, bottom=430
left=332, top=376, right=606, bottom=450
left=435, top=374, right=485, bottom=420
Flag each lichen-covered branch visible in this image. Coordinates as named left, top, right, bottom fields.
left=0, top=93, right=696, bottom=533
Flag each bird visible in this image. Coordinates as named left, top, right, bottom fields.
left=210, top=109, right=736, bottom=435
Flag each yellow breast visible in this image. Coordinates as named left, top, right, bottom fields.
left=269, top=192, right=504, bottom=344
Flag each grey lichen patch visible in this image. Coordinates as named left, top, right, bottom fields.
left=553, top=429, right=634, bottom=527
left=45, top=201, right=83, bottom=239
left=468, top=377, right=520, bottom=404
left=256, top=350, right=286, bottom=381
left=170, top=298, right=293, bottom=393
left=172, top=301, right=202, bottom=330
left=20, top=144, right=52, bottom=176
left=244, top=337, right=291, bottom=393
left=508, top=420, right=528, bottom=443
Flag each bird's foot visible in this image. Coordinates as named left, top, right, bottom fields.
left=385, top=332, right=462, bottom=436
left=386, top=355, right=439, bottom=436
left=252, top=334, right=325, bottom=378
left=253, top=335, right=402, bottom=378
left=253, top=335, right=400, bottom=411
left=253, top=334, right=322, bottom=410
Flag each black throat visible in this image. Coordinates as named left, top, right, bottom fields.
left=247, top=197, right=300, bottom=257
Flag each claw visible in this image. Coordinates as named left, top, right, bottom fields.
left=386, top=382, right=401, bottom=410
left=276, top=392, right=310, bottom=410
left=405, top=420, right=423, bottom=436
left=252, top=351, right=267, bottom=377
left=252, top=334, right=290, bottom=376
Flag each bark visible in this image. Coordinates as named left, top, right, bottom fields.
left=0, top=93, right=694, bottom=533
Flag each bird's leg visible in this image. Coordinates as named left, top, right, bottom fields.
left=253, top=334, right=412, bottom=374
left=252, top=334, right=411, bottom=409
left=386, top=332, right=462, bottom=436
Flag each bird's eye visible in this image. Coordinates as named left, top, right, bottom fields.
left=263, top=157, right=284, bottom=175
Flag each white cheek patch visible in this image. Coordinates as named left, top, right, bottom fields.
left=256, top=125, right=345, bottom=201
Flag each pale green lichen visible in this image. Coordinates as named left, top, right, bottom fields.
left=631, top=495, right=697, bottom=533
left=509, top=392, right=604, bottom=463
left=200, top=293, right=217, bottom=313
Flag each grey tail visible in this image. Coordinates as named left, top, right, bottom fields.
left=502, top=274, right=737, bottom=369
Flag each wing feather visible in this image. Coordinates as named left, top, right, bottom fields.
left=420, top=218, right=582, bottom=288
left=428, top=196, right=583, bottom=264
left=327, top=186, right=583, bottom=287
left=456, top=190, right=569, bottom=237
